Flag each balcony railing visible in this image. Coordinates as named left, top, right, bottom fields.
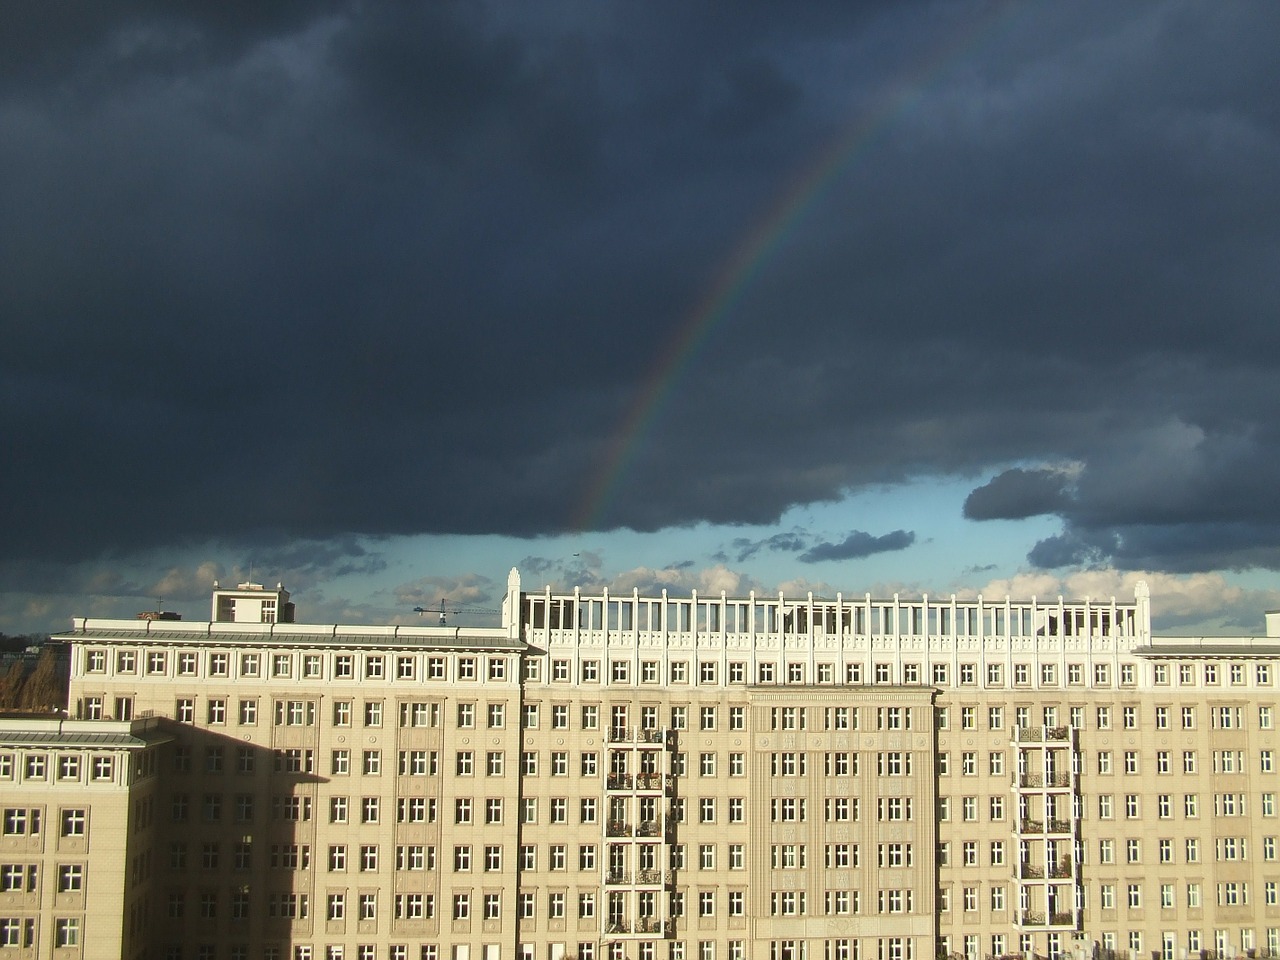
left=607, top=774, right=634, bottom=790
left=637, top=820, right=662, bottom=837
left=604, top=918, right=674, bottom=938
left=1017, top=860, right=1074, bottom=880
left=608, top=728, right=669, bottom=745
left=607, top=821, right=632, bottom=837
left=1016, top=725, right=1071, bottom=743
left=1016, top=909, right=1076, bottom=928
left=605, top=871, right=630, bottom=885
left=635, top=773, right=664, bottom=791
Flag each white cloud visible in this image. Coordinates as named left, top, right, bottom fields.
left=393, top=574, right=496, bottom=609
left=147, top=561, right=225, bottom=602
left=969, top=569, right=1280, bottom=635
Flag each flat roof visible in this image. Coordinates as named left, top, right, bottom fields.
left=53, top=619, right=523, bottom=652
left=1133, top=636, right=1280, bottom=658
left=0, top=717, right=173, bottom=749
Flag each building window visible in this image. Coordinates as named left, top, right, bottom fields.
left=54, top=918, right=79, bottom=948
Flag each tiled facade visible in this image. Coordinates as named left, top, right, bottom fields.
left=10, top=571, right=1280, bottom=960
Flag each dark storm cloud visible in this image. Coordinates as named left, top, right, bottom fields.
left=963, top=468, right=1074, bottom=521
left=799, top=530, right=915, bottom=564
left=973, top=417, right=1280, bottom=573
left=731, top=531, right=810, bottom=562
left=3, top=2, right=1280, bottom=579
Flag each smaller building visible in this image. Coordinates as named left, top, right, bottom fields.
left=211, top=582, right=294, bottom=624
left=0, top=717, right=171, bottom=960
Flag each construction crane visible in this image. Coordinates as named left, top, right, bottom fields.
left=413, top=599, right=499, bottom=626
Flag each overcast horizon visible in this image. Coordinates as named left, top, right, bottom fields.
left=4, top=2, right=1279, bottom=637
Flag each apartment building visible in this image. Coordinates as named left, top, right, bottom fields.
left=14, top=571, right=1280, bottom=960
left=0, top=717, right=169, bottom=960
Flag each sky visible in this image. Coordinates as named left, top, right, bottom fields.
left=3, top=2, right=1280, bottom=637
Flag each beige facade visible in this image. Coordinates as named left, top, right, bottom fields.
left=25, top=572, right=1280, bottom=960
left=0, top=718, right=169, bottom=960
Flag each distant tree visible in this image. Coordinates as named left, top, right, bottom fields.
left=19, top=648, right=65, bottom=713
left=0, top=659, right=25, bottom=709
left=0, top=634, right=29, bottom=654
left=0, top=633, right=49, bottom=652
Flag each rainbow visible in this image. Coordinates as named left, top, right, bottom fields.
left=573, top=1, right=1023, bottom=533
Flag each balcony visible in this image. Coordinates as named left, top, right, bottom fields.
left=608, top=728, right=669, bottom=745
left=1016, top=909, right=1076, bottom=929
left=605, top=918, right=673, bottom=939
left=1019, top=772, right=1073, bottom=789
left=1016, top=725, right=1071, bottom=744
left=607, top=821, right=633, bottom=837
left=635, top=868, right=667, bottom=885
left=607, top=774, right=634, bottom=791
left=636, top=820, right=662, bottom=837
left=1018, top=860, right=1074, bottom=880
left=1046, top=818, right=1074, bottom=835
